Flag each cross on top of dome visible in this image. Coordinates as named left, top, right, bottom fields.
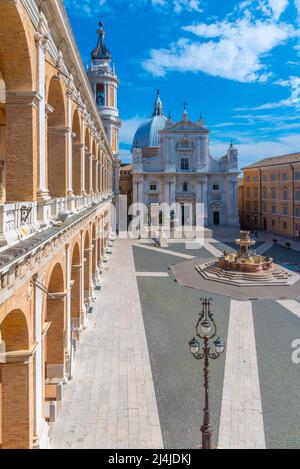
left=182, top=101, right=189, bottom=121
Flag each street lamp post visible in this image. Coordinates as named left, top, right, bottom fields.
left=189, top=298, right=225, bottom=450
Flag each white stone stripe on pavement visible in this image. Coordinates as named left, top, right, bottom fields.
left=256, top=241, right=273, bottom=255
left=136, top=272, right=170, bottom=278
left=277, top=300, right=300, bottom=319
left=218, top=300, right=266, bottom=449
left=203, top=241, right=223, bottom=258
left=132, top=243, right=195, bottom=260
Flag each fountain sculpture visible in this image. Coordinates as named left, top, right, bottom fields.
left=219, top=231, right=273, bottom=273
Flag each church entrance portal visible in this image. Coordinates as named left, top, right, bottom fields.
left=213, top=211, right=220, bottom=226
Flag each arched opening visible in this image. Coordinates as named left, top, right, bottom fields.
left=71, top=243, right=82, bottom=330
left=45, top=264, right=66, bottom=381
left=0, top=71, right=6, bottom=204
left=85, top=129, right=91, bottom=194
left=47, top=77, right=67, bottom=198
left=0, top=310, right=33, bottom=449
left=84, top=232, right=91, bottom=306
left=0, top=4, right=35, bottom=202
left=72, top=110, right=82, bottom=196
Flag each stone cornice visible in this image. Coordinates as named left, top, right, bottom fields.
left=6, top=91, right=43, bottom=108
left=0, top=343, right=38, bottom=364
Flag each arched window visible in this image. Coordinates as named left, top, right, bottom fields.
left=283, top=189, right=288, bottom=200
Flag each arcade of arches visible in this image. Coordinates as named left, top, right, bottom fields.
left=0, top=1, right=115, bottom=449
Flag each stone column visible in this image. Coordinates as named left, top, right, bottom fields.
left=93, top=156, right=98, bottom=193
left=67, top=97, right=73, bottom=197
left=81, top=122, right=86, bottom=196
left=72, top=143, right=84, bottom=196
left=71, top=263, right=83, bottom=333
left=80, top=231, right=87, bottom=329
left=133, top=178, right=138, bottom=204
left=89, top=149, right=93, bottom=195
left=0, top=161, right=5, bottom=205
left=164, top=179, right=170, bottom=205
left=35, top=20, right=50, bottom=201
left=92, top=237, right=99, bottom=283
left=65, top=244, right=71, bottom=358
left=170, top=179, right=176, bottom=204
left=201, top=177, right=208, bottom=226
left=138, top=178, right=144, bottom=205
left=33, top=277, right=43, bottom=442
left=97, top=161, right=101, bottom=192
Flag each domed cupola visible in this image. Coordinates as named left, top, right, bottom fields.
left=91, top=21, right=111, bottom=61
left=132, top=90, right=167, bottom=149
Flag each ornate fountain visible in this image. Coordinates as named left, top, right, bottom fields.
left=219, top=231, right=273, bottom=273
left=194, top=230, right=299, bottom=288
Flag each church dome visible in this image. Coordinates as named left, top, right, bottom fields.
left=133, top=90, right=167, bottom=149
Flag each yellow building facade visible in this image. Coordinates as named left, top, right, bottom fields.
left=240, top=153, right=300, bottom=238
left=0, top=0, right=115, bottom=448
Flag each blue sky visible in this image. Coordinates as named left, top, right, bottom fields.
left=64, top=0, right=300, bottom=167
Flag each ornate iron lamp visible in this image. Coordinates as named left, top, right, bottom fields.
left=189, top=298, right=225, bottom=449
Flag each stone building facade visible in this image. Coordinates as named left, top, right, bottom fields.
left=132, top=92, right=240, bottom=228
left=0, top=0, right=114, bottom=449
left=240, top=153, right=300, bottom=238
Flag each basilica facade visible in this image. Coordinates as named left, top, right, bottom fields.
left=132, top=92, right=240, bottom=227
left=0, top=0, right=119, bottom=449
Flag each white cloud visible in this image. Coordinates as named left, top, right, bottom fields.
left=153, top=0, right=202, bottom=12
left=266, top=0, right=289, bottom=20
left=235, top=76, right=300, bottom=110
left=143, top=16, right=293, bottom=82
left=211, top=133, right=300, bottom=167
left=119, top=116, right=144, bottom=146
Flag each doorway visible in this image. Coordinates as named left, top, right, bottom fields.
left=263, top=217, right=267, bottom=231
left=213, top=211, right=220, bottom=226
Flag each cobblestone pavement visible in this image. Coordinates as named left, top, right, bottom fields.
left=50, top=240, right=163, bottom=449
left=133, top=240, right=300, bottom=449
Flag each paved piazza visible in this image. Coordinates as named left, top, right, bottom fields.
left=50, top=232, right=300, bottom=449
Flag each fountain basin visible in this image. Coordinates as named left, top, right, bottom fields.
left=219, top=254, right=273, bottom=273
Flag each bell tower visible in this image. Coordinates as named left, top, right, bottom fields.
left=88, top=20, right=121, bottom=194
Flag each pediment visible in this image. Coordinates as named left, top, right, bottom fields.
left=167, top=120, right=208, bottom=131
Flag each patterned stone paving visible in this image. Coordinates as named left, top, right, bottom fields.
left=50, top=237, right=300, bottom=449
left=134, top=241, right=300, bottom=449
